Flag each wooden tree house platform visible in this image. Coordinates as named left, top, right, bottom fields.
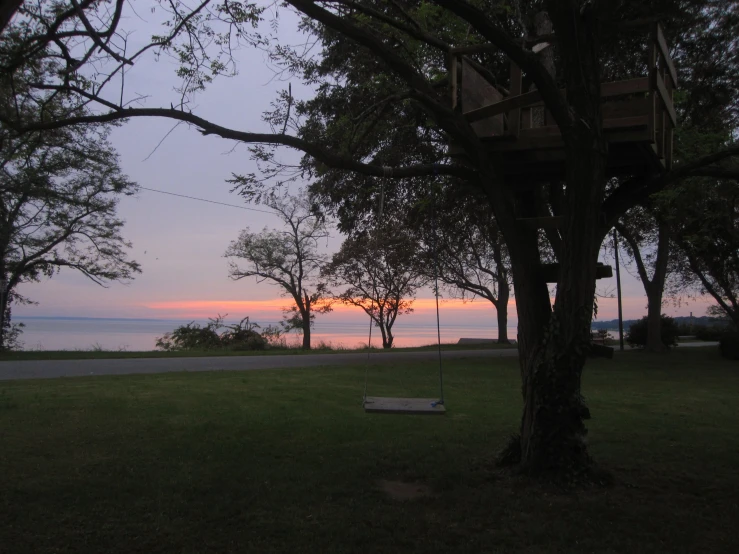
left=449, top=24, right=677, bottom=182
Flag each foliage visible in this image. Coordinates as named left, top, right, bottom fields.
left=626, top=315, right=679, bottom=349
left=658, top=176, right=739, bottom=327
left=0, top=63, right=140, bottom=348
left=693, top=325, right=727, bottom=342
left=224, top=191, right=332, bottom=349
left=719, top=330, right=739, bottom=360
left=155, top=315, right=267, bottom=351
left=415, top=187, right=513, bottom=342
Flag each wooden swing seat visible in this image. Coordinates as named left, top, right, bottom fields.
left=363, top=396, right=446, bottom=415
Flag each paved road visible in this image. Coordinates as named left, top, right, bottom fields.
left=0, top=342, right=717, bottom=381
left=0, top=349, right=519, bottom=381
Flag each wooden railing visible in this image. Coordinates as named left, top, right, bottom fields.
left=450, top=23, right=677, bottom=168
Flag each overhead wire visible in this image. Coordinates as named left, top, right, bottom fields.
left=137, top=186, right=275, bottom=215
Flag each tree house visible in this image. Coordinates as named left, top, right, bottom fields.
left=449, top=24, right=677, bottom=182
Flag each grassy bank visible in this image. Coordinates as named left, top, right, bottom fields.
left=1, top=348, right=738, bottom=553
left=0, top=341, right=515, bottom=361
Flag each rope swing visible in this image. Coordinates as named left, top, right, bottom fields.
left=362, top=167, right=446, bottom=415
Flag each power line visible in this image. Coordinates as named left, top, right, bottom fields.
left=138, top=186, right=275, bottom=215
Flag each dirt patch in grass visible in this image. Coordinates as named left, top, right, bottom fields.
left=378, top=479, right=434, bottom=501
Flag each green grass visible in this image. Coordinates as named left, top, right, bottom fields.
left=1, top=347, right=738, bottom=553
left=0, top=341, right=515, bottom=361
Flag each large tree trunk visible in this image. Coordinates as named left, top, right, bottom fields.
left=505, top=3, right=608, bottom=478
left=646, top=223, right=671, bottom=352
left=645, top=285, right=666, bottom=352
left=495, top=284, right=510, bottom=343
left=383, top=325, right=394, bottom=349
left=619, top=220, right=671, bottom=352
left=493, top=238, right=511, bottom=344
left=301, top=308, right=311, bottom=350
left=0, top=290, right=9, bottom=351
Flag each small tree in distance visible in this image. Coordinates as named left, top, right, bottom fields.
left=323, top=229, right=427, bottom=349
left=424, top=194, right=512, bottom=344
left=225, top=192, right=332, bottom=350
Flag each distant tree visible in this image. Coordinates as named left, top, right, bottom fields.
left=615, top=207, right=678, bottom=352
left=225, top=192, right=331, bottom=350
left=626, top=315, right=679, bottom=349
left=661, top=177, right=739, bottom=329
left=0, top=94, right=140, bottom=350
left=423, top=192, right=512, bottom=344
left=323, top=229, right=426, bottom=349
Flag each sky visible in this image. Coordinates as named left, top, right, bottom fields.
left=13, top=2, right=715, bottom=333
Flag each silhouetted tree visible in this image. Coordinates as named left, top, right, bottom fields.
left=225, top=192, right=331, bottom=349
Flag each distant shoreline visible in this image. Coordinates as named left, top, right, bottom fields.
left=16, top=315, right=184, bottom=323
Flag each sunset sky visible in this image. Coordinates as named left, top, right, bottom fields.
left=12, top=7, right=715, bottom=333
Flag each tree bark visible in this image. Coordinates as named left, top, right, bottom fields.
left=617, top=221, right=671, bottom=352
left=645, top=289, right=665, bottom=351
left=645, top=222, right=671, bottom=352
left=0, top=289, right=9, bottom=351
left=501, top=4, right=607, bottom=478
left=496, top=284, right=510, bottom=343
left=302, top=316, right=311, bottom=349
left=301, top=298, right=311, bottom=350
left=384, top=325, right=394, bottom=349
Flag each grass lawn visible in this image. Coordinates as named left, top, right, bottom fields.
left=1, top=347, right=737, bottom=553
left=0, top=341, right=515, bottom=362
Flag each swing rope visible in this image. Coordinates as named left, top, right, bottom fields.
left=432, top=183, right=445, bottom=405
left=363, top=167, right=388, bottom=403
left=362, top=167, right=445, bottom=409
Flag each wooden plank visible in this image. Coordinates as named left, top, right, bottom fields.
left=467, top=77, right=650, bottom=124
left=589, top=344, right=615, bottom=359
left=665, top=120, right=674, bottom=170
left=601, top=77, right=650, bottom=97
left=464, top=88, right=541, bottom=123
left=654, top=71, right=678, bottom=126
left=540, top=263, right=612, bottom=283
left=516, top=216, right=563, bottom=230
left=603, top=115, right=649, bottom=130
left=363, top=397, right=446, bottom=415
left=656, top=24, right=679, bottom=86
left=605, top=127, right=653, bottom=144
left=449, top=53, right=458, bottom=109
left=647, top=32, right=658, bottom=147
left=461, top=59, right=504, bottom=136
left=450, top=44, right=496, bottom=55
left=602, top=97, right=649, bottom=120
left=509, top=64, right=522, bottom=136
left=483, top=133, right=564, bottom=152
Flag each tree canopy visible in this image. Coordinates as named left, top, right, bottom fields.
left=225, top=191, right=331, bottom=349
left=0, top=68, right=140, bottom=348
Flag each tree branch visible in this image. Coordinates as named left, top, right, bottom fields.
left=602, top=145, right=739, bottom=231
left=7, top=107, right=476, bottom=180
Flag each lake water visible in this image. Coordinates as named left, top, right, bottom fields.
left=15, top=317, right=517, bottom=351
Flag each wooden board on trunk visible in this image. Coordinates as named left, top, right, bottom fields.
left=461, top=59, right=504, bottom=137
left=540, top=263, right=613, bottom=283
left=363, top=396, right=446, bottom=415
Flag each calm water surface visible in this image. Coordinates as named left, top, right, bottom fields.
left=15, top=317, right=517, bottom=351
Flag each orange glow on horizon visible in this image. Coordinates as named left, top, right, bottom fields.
left=143, top=297, right=504, bottom=315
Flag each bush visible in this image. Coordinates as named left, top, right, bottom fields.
left=693, top=325, right=726, bottom=341
left=626, top=315, right=679, bottom=348
left=156, top=315, right=268, bottom=351
left=719, top=330, right=739, bottom=360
